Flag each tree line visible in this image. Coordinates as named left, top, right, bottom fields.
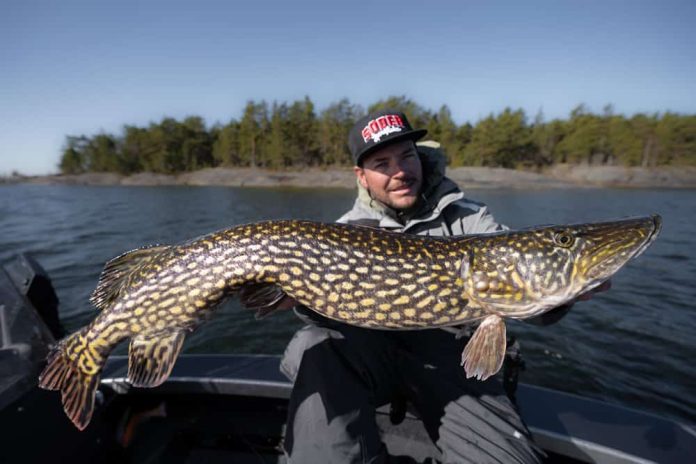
left=59, top=96, right=696, bottom=174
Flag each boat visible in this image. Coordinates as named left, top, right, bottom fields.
left=1, top=253, right=694, bottom=463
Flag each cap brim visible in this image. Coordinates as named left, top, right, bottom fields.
left=355, top=129, right=428, bottom=165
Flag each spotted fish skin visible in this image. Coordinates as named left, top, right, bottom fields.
left=39, top=215, right=662, bottom=430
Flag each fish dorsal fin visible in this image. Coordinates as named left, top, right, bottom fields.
left=90, top=245, right=169, bottom=310
left=128, top=331, right=186, bottom=387
left=238, top=282, right=287, bottom=319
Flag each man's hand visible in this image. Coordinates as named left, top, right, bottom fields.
left=576, top=280, right=612, bottom=301
left=529, top=280, right=612, bottom=326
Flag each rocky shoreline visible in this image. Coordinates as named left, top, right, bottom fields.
left=4, top=165, right=696, bottom=189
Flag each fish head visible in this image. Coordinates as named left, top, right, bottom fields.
left=565, top=214, right=662, bottom=288
left=460, top=215, right=662, bottom=318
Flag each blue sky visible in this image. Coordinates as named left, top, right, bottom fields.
left=1, top=0, right=694, bottom=175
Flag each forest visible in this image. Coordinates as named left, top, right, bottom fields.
left=58, top=96, right=696, bottom=174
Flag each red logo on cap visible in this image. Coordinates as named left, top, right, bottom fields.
left=361, top=114, right=405, bottom=143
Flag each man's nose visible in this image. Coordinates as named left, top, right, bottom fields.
left=390, top=159, right=409, bottom=177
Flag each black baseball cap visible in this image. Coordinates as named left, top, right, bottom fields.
left=348, top=109, right=427, bottom=166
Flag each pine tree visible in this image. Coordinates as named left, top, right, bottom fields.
left=212, top=120, right=242, bottom=166
left=238, top=100, right=269, bottom=167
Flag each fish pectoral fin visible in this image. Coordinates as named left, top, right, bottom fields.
left=91, top=245, right=170, bottom=310
left=461, top=314, right=507, bottom=381
left=128, top=331, right=185, bottom=388
left=238, top=282, right=287, bottom=319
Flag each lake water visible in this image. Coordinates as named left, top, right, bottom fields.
left=1, top=183, right=694, bottom=424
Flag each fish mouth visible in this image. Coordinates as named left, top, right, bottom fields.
left=585, top=214, right=662, bottom=282
left=633, top=214, right=662, bottom=258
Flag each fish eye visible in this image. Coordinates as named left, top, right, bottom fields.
left=553, top=232, right=574, bottom=247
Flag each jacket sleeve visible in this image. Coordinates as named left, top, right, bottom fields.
left=466, top=204, right=507, bottom=234
left=446, top=199, right=508, bottom=235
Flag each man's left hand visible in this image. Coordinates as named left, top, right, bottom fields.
left=529, top=280, right=612, bottom=325
left=576, top=280, right=612, bottom=301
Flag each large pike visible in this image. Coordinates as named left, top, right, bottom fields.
left=39, top=215, right=661, bottom=429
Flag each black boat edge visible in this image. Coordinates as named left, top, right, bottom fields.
left=1, top=253, right=695, bottom=463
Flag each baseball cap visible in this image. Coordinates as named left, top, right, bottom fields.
left=348, top=109, right=427, bottom=166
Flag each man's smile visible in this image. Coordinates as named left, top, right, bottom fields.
left=389, top=178, right=417, bottom=194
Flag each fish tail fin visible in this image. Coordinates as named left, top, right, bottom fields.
left=38, top=345, right=71, bottom=391
left=38, top=332, right=105, bottom=430
left=461, top=314, right=507, bottom=381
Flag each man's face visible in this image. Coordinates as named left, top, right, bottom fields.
left=354, top=140, right=423, bottom=211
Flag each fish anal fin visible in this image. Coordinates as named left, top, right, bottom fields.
left=90, top=245, right=169, bottom=310
left=461, top=314, right=507, bottom=381
left=128, top=331, right=185, bottom=388
left=239, top=282, right=287, bottom=319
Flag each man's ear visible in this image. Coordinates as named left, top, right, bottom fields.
left=354, top=166, right=368, bottom=189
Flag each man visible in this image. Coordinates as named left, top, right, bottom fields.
left=280, top=109, right=607, bottom=463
